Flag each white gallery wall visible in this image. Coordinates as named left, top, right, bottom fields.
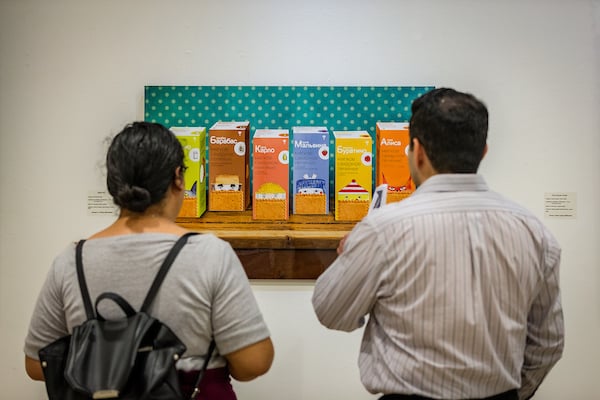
left=1, top=1, right=599, bottom=399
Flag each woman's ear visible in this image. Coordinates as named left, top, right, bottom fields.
left=173, top=167, right=185, bottom=190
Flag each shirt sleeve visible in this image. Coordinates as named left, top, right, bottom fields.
left=312, top=219, right=385, bottom=332
left=24, top=253, right=71, bottom=359
left=210, top=241, right=270, bottom=355
left=519, top=235, right=564, bottom=400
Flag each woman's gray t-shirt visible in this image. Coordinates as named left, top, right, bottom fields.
left=24, top=233, right=270, bottom=370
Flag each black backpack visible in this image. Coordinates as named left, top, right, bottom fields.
left=38, top=232, right=215, bottom=400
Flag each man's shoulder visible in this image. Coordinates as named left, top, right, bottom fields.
left=367, top=188, right=540, bottom=224
left=362, top=195, right=431, bottom=232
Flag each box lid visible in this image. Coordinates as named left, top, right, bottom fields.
left=376, top=122, right=409, bottom=130
left=292, top=126, right=329, bottom=134
left=254, top=129, right=289, bottom=138
left=210, top=121, right=249, bottom=130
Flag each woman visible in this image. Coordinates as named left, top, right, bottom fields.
left=24, top=121, right=274, bottom=399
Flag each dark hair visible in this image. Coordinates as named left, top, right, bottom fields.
left=106, top=122, right=184, bottom=213
left=409, top=88, right=488, bottom=173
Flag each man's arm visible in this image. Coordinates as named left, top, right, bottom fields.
left=519, top=246, right=564, bottom=399
left=312, top=221, right=384, bottom=331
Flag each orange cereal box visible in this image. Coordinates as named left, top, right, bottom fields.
left=334, top=131, right=372, bottom=221
left=375, top=122, right=415, bottom=203
left=208, top=121, right=250, bottom=211
left=171, top=127, right=207, bottom=218
left=252, top=129, right=290, bottom=220
left=376, top=122, right=414, bottom=203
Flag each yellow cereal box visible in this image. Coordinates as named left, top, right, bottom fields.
left=376, top=122, right=414, bottom=203
left=171, top=127, right=207, bottom=218
left=334, top=131, right=372, bottom=221
left=208, top=121, right=250, bottom=211
left=252, top=129, right=290, bottom=220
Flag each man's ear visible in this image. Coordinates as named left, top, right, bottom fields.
left=412, top=138, right=425, bottom=166
left=482, top=143, right=488, bottom=159
left=412, top=137, right=437, bottom=178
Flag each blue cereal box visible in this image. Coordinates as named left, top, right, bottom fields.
left=292, top=126, right=330, bottom=215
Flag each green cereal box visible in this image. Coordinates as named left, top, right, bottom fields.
left=334, top=130, right=373, bottom=221
left=171, top=127, right=207, bottom=217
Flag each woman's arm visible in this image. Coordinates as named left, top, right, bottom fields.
left=223, top=337, right=274, bottom=381
left=25, top=356, right=44, bottom=381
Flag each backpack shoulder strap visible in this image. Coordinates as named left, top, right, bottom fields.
left=75, top=240, right=95, bottom=320
left=140, top=232, right=199, bottom=312
left=189, top=339, right=216, bottom=400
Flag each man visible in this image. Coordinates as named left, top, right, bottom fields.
left=312, top=88, right=564, bottom=400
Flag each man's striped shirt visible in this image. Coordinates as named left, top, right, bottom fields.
left=312, top=174, right=564, bottom=399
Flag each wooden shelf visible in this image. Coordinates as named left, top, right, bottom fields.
left=177, top=211, right=355, bottom=279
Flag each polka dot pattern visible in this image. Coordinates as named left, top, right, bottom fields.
left=145, top=86, right=432, bottom=134
left=145, top=86, right=433, bottom=197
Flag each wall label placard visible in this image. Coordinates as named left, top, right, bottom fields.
left=87, top=191, right=118, bottom=216
left=544, top=192, right=576, bottom=219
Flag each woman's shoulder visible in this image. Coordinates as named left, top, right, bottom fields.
left=41, top=241, right=80, bottom=289
left=184, top=232, right=234, bottom=254
left=186, top=231, right=220, bottom=242
left=52, top=241, right=79, bottom=267
left=60, top=232, right=235, bottom=268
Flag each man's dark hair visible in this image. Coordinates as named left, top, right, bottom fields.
left=106, top=121, right=184, bottom=212
left=409, top=88, right=488, bottom=173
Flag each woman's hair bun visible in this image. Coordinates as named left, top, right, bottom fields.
left=115, top=184, right=152, bottom=213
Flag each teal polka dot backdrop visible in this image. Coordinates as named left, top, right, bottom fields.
left=145, top=86, right=433, bottom=133
left=145, top=86, right=434, bottom=202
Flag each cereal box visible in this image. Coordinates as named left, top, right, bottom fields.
left=376, top=122, right=414, bottom=203
left=170, top=127, right=207, bottom=218
left=252, top=129, right=290, bottom=220
left=334, top=131, right=373, bottom=221
left=291, top=126, right=330, bottom=215
left=208, top=121, right=250, bottom=211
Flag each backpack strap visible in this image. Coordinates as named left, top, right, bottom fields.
left=75, top=232, right=199, bottom=320
left=75, top=240, right=95, bottom=320
left=94, top=292, right=137, bottom=321
left=189, top=339, right=216, bottom=400
left=140, top=232, right=199, bottom=312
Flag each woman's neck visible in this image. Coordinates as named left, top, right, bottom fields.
left=89, top=207, right=187, bottom=239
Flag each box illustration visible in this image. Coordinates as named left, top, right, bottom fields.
left=292, top=126, right=330, bottom=215
left=334, top=131, right=373, bottom=221
left=208, top=121, right=250, bottom=211
left=171, top=127, right=207, bottom=218
left=376, top=122, right=414, bottom=203
left=252, top=129, right=290, bottom=220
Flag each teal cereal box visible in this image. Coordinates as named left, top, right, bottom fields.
left=334, top=131, right=372, bottom=221
left=170, top=127, right=207, bottom=217
left=252, top=129, right=290, bottom=220
left=292, top=126, right=330, bottom=215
